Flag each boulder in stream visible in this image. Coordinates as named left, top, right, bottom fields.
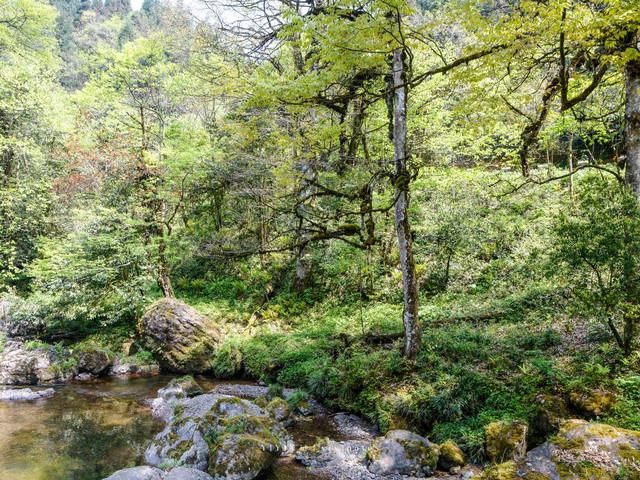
left=144, top=388, right=292, bottom=479
left=104, top=466, right=165, bottom=480
left=77, top=347, right=113, bottom=375
left=139, top=299, right=220, bottom=373
left=366, top=429, right=440, bottom=477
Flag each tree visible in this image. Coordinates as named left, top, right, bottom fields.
left=554, top=176, right=640, bottom=356
left=391, top=46, right=421, bottom=358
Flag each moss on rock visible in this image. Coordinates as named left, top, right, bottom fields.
left=438, top=439, right=465, bottom=470
left=485, top=420, right=528, bottom=463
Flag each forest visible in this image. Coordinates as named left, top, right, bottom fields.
left=1, top=0, right=640, bottom=479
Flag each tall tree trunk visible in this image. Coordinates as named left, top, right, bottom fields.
left=625, top=31, right=640, bottom=197
left=294, top=158, right=314, bottom=292
left=391, top=49, right=421, bottom=359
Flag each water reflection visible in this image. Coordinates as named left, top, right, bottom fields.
left=0, top=376, right=169, bottom=480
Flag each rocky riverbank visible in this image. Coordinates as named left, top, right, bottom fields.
left=0, top=338, right=159, bottom=386
left=103, top=377, right=640, bottom=480
left=105, top=377, right=479, bottom=480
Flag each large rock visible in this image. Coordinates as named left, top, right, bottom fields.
left=366, top=429, right=440, bottom=477
left=158, top=375, right=204, bottom=399
left=481, top=420, right=640, bottom=480
left=532, top=394, right=568, bottom=441
left=77, top=347, right=113, bottom=375
left=0, top=340, right=76, bottom=385
left=484, top=420, right=528, bottom=463
left=144, top=388, right=291, bottom=479
left=296, top=438, right=374, bottom=479
left=139, top=299, right=220, bottom=373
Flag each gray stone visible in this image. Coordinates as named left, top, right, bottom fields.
left=483, top=420, right=640, bottom=480
left=139, top=298, right=220, bottom=373
left=0, top=387, right=55, bottom=401
left=108, top=359, right=159, bottom=377
left=77, top=348, right=112, bottom=375
left=366, top=430, right=440, bottom=477
left=164, top=468, right=214, bottom=480
left=158, top=376, right=203, bottom=400
left=144, top=387, right=291, bottom=479
left=296, top=438, right=376, bottom=480
left=103, top=466, right=164, bottom=480
left=0, top=340, right=75, bottom=385
left=333, top=413, right=378, bottom=440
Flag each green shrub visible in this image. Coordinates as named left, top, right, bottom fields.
left=211, top=341, right=243, bottom=379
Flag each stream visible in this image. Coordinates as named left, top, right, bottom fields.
left=0, top=375, right=339, bottom=480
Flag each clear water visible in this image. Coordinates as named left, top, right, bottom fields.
left=0, top=375, right=334, bottom=480
left=0, top=375, right=170, bottom=480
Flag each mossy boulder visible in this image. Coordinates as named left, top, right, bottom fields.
left=480, top=461, right=519, bottom=480
left=485, top=420, right=528, bottom=463
left=366, top=429, right=440, bottom=476
left=138, top=299, right=221, bottom=373
left=438, top=439, right=465, bottom=471
left=483, top=420, right=640, bottom=480
left=76, top=347, right=112, bottom=375
left=569, top=389, right=616, bottom=418
left=208, top=434, right=281, bottom=480
left=144, top=386, right=291, bottom=479
left=266, top=397, right=291, bottom=422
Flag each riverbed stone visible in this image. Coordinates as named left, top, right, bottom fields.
left=165, top=467, right=214, bottom=480
left=138, top=298, right=220, bottom=373
left=158, top=375, right=204, bottom=400
left=0, top=387, right=55, bottom=400
left=481, top=419, right=640, bottom=480
left=366, top=429, right=440, bottom=476
left=333, top=412, right=378, bottom=440
left=109, top=358, right=160, bottom=377
left=144, top=390, right=291, bottom=478
left=104, top=466, right=164, bottom=480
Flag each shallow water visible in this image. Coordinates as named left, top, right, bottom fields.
left=0, top=375, right=171, bottom=480
left=0, top=375, right=335, bottom=480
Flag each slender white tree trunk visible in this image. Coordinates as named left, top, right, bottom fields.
left=625, top=32, right=640, bottom=197
left=392, top=48, right=421, bottom=359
